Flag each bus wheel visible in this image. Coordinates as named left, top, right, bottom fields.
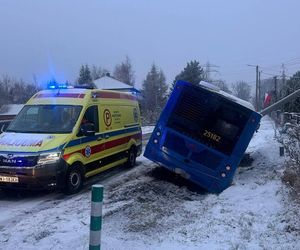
left=65, top=165, right=83, bottom=194
left=126, top=147, right=136, bottom=168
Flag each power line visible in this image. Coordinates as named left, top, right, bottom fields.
left=260, top=66, right=281, bottom=73
left=258, top=56, right=300, bottom=71
left=261, top=71, right=279, bottom=77
left=285, top=61, right=300, bottom=66
left=284, top=57, right=300, bottom=64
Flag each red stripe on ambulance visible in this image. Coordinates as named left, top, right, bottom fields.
left=94, top=92, right=136, bottom=101
left=63, top=133, right=141, bottom=160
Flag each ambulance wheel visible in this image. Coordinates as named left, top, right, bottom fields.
left=65, top=165, right=83, bottom=194
left=126, top=147, right=136, bottom=168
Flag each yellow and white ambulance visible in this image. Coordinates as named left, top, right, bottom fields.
left=0, top=83, right=142, bottom=193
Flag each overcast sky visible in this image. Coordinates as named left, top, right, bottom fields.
left=1, top=0, right=300, bottom=89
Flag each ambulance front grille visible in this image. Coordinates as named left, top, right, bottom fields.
left=0, top=155, right=38, bottom=167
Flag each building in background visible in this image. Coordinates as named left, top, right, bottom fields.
left=93, top=74, right=141, bottom=99
left=0, top=104, right=24, bottom=121
left=0, top=104, right=24, bottom=132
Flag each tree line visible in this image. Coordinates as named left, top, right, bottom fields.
left=0, top=56, right=254, bottom=124
left=77, top=58, right=253, bottom=124
left=0, top=75, right=40, bottom=110
left=77, top=56, right=135, bottom=86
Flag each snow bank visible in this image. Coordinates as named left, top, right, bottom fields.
left=142, top=126, right=154, bottom=135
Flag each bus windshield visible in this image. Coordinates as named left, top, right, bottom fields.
left=7, top=105, right=82, bottom=134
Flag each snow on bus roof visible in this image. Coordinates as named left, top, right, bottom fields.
left=199, top=81, right=255, bottom=111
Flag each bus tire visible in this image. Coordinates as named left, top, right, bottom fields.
left=65, top=164, right=83, bottom=194
left=126, top=146, right=136, bottom=168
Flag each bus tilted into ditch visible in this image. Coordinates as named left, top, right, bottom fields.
left=144, top=80, right=261, bottom=193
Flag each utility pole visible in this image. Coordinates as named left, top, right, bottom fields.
left=258, top=69, right=262, bottom=110
left=256, top=65, right=259, bottom=111
left=281, top=63, right=286, bottom=108
left=247, top=64, right=260, bottom=111
left=274, top=76, right=278, bottom=102
left=281, top=63, right=286, bottom=87
left=202, top=61, right=219, bottom=82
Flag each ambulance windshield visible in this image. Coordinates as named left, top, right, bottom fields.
left=6, top=105, right=82, bottom=134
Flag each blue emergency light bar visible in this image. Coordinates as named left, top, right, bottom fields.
left=47, top=81, right=71, bottom=90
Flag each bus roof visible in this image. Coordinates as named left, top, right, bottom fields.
left=199, top=81, right=255, bottom=111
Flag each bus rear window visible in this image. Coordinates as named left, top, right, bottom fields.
left=166, top=87, right=251, bottom=155
left=213, top=119, right=240, bottom=139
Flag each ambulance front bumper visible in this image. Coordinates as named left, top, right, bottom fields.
left=0, top=159, right=68, bottom=190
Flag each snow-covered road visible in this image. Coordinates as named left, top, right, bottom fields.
left=0, top=117, right=300, bottom=250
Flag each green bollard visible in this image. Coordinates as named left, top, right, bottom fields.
left=89, top=184, right=103, bottom=250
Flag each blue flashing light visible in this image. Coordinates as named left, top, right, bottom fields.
left=49, top=84, right=56, bottom=89
left=59, top=84, right=68, bottom=89
left=47, top=81, right=69, bottom=90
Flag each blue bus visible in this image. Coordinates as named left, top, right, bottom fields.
left=144, top=80, right=261, bottom=193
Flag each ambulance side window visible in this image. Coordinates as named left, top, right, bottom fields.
left=82, top=105, right=99, bottom=133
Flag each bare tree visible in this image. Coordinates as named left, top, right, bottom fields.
left=113, top=56, right=135, bottom=86
left=0, top=75, right=40, bottom=105
left=91, top=65, right=109, bottom=80
left=212, top=80, right=231, bottom=93
left=0, top=80, right=6, bottom=109
left=231, top=81, right=251, bottom=101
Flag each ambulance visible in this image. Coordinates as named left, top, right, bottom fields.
left=0, top=83, right=142, bottom=193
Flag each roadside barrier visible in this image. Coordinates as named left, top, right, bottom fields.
left=89, top=184, right=103, bottom=250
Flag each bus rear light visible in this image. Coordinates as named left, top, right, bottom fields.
left=221, top=173, right=226, bottom=178
left=154, top=139, right=159, bottom=144
left=226, top=165, right=231, bottom=171
left=156, top=131, right=161, bottom=136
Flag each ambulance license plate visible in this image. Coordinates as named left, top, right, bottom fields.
left=0, top=176, right=19, bottom=183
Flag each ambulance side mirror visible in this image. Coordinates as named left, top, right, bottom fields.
left=80, top=123, right=95, bottom=137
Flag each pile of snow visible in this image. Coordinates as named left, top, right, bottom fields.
left=0, top=117, right=300, bottom=249
left=141, top=126, right=154, bottom=135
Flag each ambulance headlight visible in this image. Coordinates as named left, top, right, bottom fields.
left=38, top=152, right=61, bottom=165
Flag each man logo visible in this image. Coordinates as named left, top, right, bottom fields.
left=7, top=154, right=14, bottom=159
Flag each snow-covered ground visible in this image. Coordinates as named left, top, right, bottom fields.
left=1, top=117, right=300, bottom=250
left=141, top=126, right=154, bottom=135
